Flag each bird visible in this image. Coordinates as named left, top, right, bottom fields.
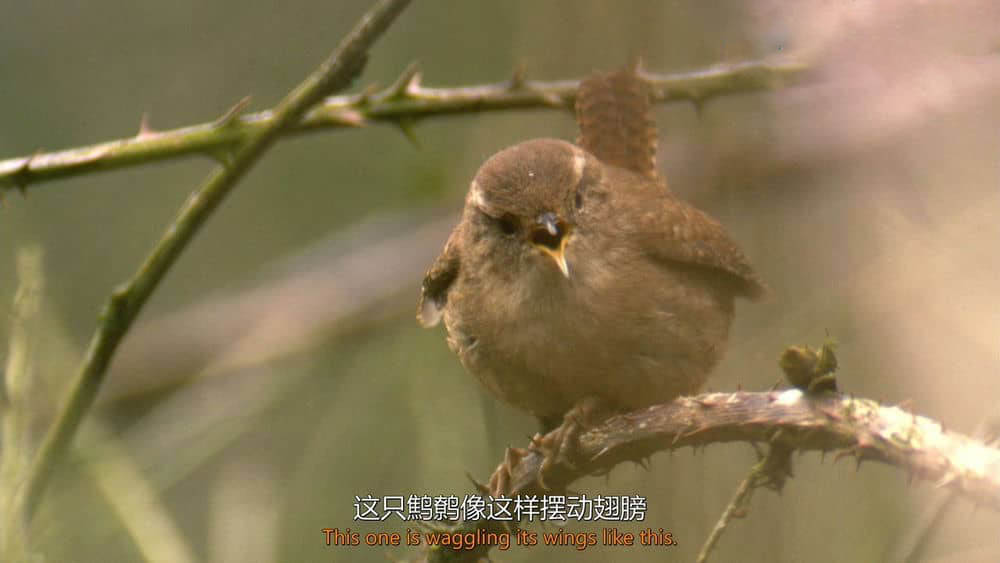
left=417, top=66, right=766, bottom=455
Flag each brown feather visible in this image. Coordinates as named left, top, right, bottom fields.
left=575, top=68, right=659, bottom=181
left=601, top=166, right=767, bottom=300
left=417, top=234, right=460, bottom=326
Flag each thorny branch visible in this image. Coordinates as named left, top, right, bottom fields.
left=13, top=0, right=412, bottom=529
left=0, top=58, right=807, bottom=195
left=426, top=389, right=1000, bottom=563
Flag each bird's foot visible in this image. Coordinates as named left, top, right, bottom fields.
left=531, top=397, right=610, bottom=490
left=486, top=446, right=530, bottom=497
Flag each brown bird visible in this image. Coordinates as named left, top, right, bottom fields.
left=418, top=67, right=765, bottom=446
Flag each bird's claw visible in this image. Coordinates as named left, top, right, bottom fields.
left=532, top=397, right=609, bottom=490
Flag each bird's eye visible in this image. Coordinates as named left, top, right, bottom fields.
left=497, top=213, right=518, bottom=235
left=574, top=191, right=584, bottom=210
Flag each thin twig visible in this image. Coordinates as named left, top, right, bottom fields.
left=0, top=57, right=808, bottom=193
left=83, top=423, right=198, bottom=563
left=0, top=248, right=43, bottom=561
left=697, top=469, right=756, bottom=563
left=17, top=0, right=411, bottom=524
left=695, top=432, right=792, bottom=563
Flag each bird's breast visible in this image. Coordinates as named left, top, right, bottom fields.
left=443, top=237, right=735, bottom=418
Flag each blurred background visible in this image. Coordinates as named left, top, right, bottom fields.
left=2, top=1, right=1000, bottom=561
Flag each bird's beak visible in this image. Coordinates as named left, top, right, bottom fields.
left=531, top=212, right=571, bottom=278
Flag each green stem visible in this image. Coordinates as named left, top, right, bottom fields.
left=696, top=433, right=791, bottom=563
left=0, top=58, right=807, bottom=193
left=18, top=0, right=411, bottom=524
left=1, top=248, right=43, bottom=561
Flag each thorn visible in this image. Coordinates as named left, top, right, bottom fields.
left=682, top=425, right=710, bottom=442
left=385, top=61, right=422, bottom=99
left=395, top=118, right=420, bottom=148
left=465, top=471, right=490, bottom=495
left=538, top=91, right=565, bottom=108
left=670, top=431, right=683, bottom=447
left=331, top=109, right=366, bottom=127
left=137, top=112, right=156, bottom=138
left=206, top=146, right=237, bottom=168
left=832, top=449, right=852, bottom=464
left=634, top=457, right=650, bottom=471
left=8, top=150, right=42, bottom=197
left=691, top=97, right=707, bottom=119
left=214, top=96, right=252, bottom=128
left=589, top=444, right=612, bottom=463
left=935, top=473, right=957, bottom=489
left=357, top=83, right=379, bottom=106
left=508, top=63, right=527, bottom=90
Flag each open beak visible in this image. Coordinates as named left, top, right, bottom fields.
left=531, top=212, right=571, bottom=278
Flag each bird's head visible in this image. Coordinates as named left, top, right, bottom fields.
left=462, top=138, right=603, bottom=280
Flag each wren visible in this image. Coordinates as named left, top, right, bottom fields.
left=418, top=67, right=765, bottom=434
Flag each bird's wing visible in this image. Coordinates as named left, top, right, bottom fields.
left=417, top=233, right=461, bottom=327
left=635, top=194, right=767, bottom=300
left=575, top=66, right=659, bottom=181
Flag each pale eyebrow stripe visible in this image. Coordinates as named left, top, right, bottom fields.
left=570, top=147, right=586, bottom=185
left=468, top=180, right=486, bottom=209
